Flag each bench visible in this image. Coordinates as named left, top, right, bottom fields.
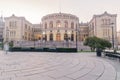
left=104, top=50, right=120, bottom=61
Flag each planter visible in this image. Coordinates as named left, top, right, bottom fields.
left=96, top=48, right=102, bottom=57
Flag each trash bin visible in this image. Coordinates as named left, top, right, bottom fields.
left=96, top=48, right=102, bottom=57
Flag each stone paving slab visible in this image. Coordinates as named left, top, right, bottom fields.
left=0, top=51, right=117, bottom=80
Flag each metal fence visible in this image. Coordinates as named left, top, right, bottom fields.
left=14, top=41, right=90, bottom=51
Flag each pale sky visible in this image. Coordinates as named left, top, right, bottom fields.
left=0, top=0, right=120, bottom=31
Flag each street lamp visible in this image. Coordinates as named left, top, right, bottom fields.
left=110, top=23, right=114, bottom=49
left=67, top=31, right=71, bottom=48
left=42, top=32, right=46, bottom=48
left=4, top=27, right=9, bottom=54
left=33, top=29, right=35, bottom=48
left=6, top=27, right=9, bottom=42
left=76, top=25, right=78, bottom=52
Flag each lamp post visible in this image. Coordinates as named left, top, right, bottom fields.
left=42, top=32, right=46, bottom=48
left=4, top=27, right=9, bottom=54
left=76, top=25, right=78, bottom=52
left=1, top=38, right=3, bottom=50
left=68, top=31, right=71, bottom=48
left=110, top=23, right=114, bottom=49
left=33, top=30, right=35, bottom=48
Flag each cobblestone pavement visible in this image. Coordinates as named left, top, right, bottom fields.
left=0, top=51, right=117, bottom=80
left=100, top=55, right=120, bottom=80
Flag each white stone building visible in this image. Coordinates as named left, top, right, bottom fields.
left=3, top=12, right=118, bottom=49
left=79, top=22, right=89, bottom=41
left=41, top=13, right=79, bottom=42
left=117, top=31, right=120, bottom=45
left=4, top=14, right=33, bottom=42
left=89, top=12, right=117, bottom=48
left=33, top=24, right=42, bottom=40
left=0, top=16, right=4, bottom=42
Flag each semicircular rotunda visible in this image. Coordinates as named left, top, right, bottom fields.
left=41, top=13, right=79, bottom=42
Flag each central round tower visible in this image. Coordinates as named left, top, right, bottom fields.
left=41, top=13, right=79, bottom=42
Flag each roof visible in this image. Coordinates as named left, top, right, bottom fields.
left=93, top=11, right=117, bottom=17
left=42, top=12, right=79, bottom=21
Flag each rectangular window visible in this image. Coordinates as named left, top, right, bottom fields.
left=108, top=19, right=111, bottom=25
left=25, top=24, right=27, bottom=29
left=103, top=29, right=106, bottom=36
left=9, top=21, right=17, bottom=29
left=14, top=31, right=16, bottom=37
left=102, top=19, right=111, bottom=25
left=102, top=19, right=104, bottom=25
left=9, top=22, right=11, bottom=28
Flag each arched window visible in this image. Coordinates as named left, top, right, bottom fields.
left=49, top=21, right=53, bottom=28
left=39, top=37, right=41, bottom=40
left=64, top=33, right=68, bottom=41
left=71, top=22, right=74, bottom=29
left=56, top=20, right=61, bottom=27
left=64, top=21, right=68, bottom=28
left=56, top=33, right=61, bottom=41
left=45, top=22, right=47, bottom=29
left=49, top=33, right=53, bottom=41
left=45, top=34, right=47, bottom=41
left=71, top=33, right=74, bottom=41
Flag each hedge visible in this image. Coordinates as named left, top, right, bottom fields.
left=9, top=47, right=77, bottom=52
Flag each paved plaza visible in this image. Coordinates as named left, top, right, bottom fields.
left=0, top=51, right=119, bottom=80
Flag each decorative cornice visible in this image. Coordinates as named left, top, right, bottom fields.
left=4, top=14, right=33, bottom=25
left=42, top=13, right=79, bottom=21
left=88, top=11, right=117, bottom=25
left=4, top=14, right=25, bottom=20
left=93, top=11, right=117, bottom=18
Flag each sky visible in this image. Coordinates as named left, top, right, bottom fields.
left=0, top=0, right=120, bottom=31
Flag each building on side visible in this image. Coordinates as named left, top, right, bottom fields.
left=4, top=14, right=33, bottom=42
left=79, top=22, right=89, bottom=41
left=117, top=31, right=120, bottom=45
left=33, top=24, right=42, bottom=41
left=88, top=11, right=117, bottom=48
left=0, top=16, right=4, bottom=42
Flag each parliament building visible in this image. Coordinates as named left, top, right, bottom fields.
left=3, top=12, right=118, bottom=49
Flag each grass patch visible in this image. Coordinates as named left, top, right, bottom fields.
left=78, top=50, right=95, bottom=53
